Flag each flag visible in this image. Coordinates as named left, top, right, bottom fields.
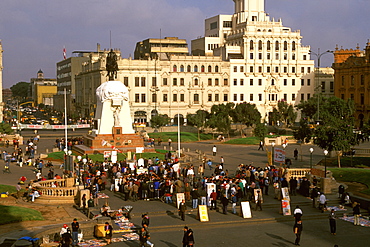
left=63, top=46, right=66, bottom=59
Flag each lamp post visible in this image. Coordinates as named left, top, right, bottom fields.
left=309, top=148, right=314, bottom=170
left=77, top=155, right=82, bottom=183
left=309, top=49, right=333, bottom=122
left=271, top=142, right=275, bottom=166
left=324, top=150, right=329, bottom=178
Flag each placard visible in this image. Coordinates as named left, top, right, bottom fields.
left=198, top=205, right=209, bottom=222
left=274, top=148, right=286, bottom=163
left=240, top=201, right=252, bottom=218
left=104, top=151, right=111, bottom=158
left=281, top=187, right=290, bottom=201
left=282, top=199, right=291, bottom=216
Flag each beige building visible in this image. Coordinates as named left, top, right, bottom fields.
left=134, top=37, right=189, bottom=60
left=55, top=51, right=90, bottom=114
left=75, top=52, right=230, bottom=124
left=30, top=70, right=57, bottom=106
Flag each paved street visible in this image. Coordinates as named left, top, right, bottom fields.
left=1, top=129, right=370, bottom=246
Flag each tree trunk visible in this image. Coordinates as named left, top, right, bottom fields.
left=197, top=128, right=200, bottom=141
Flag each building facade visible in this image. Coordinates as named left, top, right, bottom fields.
left=333, top=42, right=370, bottom=127
left=30, top=70, right=57, bottom=106
left=134, top=37, right=189, bottom=60
left=72, top=0, right=320, bottom=125
left=192, top=0, right=315, bottom=123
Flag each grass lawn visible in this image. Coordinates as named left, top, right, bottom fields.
left=329, top=168, right=370, bottom=195
left=224, top=136, right=260, bottom=145
left=149, top=132, right=213, bottom=142
left=47, top=150, right=165, bottom=162
left=332, top=157, right=370, bottom=168
left=0, top=205, right=44, bottom=225
left=0, top=185, right=17, bottom=194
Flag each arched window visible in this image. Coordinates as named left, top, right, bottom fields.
left=250, top=40, right=254, bottom=50
left=194, top=65, right=198, bottom=72
left=292, top=41, right=296, bottom=51
left=201, top=65, right=205, bottom=72
left=275, top=41, right=279, bottom=51
left=187, top=65, right=191, bottom=72
left=267, top=41, right=271, bottom=51
left=258, top=40, right=263, bottom=50
left=180, top=65, right=184, bottom=72
left=173, top=65, right=177, bottom=72
left=194, top=78, right=199, bottom=86
left=284, top=41, right=288, bottom=51
left=215, top=66, right=219, bottom=72
left=208, top=65, right=212, bottom=72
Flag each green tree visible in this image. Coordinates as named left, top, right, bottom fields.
left=10, top=81, right=30, bottom=100
left=296, top=95, right=320, bottom=121
left=150, top=114, right=170, bottom=131
left=230, top=102, right=261, bottom=136
left=0, top=123, right=13, bottom=135
left=277, top=101, right=297, bottom=126
left=186, top=110, right=210, bottom=141
left=253, top=122, right=268, bottom=142
left=312, top=97, right=356, bottom=168
left=207, top=103, right=234, bottom=137
left=293, top=118, right=313, bottom=144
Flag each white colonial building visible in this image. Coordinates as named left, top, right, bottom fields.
left=73, top=0, right=318, bottom=125
left=192, top=0, right=315, bottom=123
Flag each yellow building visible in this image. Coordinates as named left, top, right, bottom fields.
left=30, top=69, right=57, bottom=106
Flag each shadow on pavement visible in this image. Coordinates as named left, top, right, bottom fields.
left=160, top=240, right=178, bottom=247
left=265, top=232, right=294, bottom=246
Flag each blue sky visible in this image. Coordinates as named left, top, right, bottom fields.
left=0, top=0, right=369, bottom=88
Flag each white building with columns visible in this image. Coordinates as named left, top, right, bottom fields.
left=192, top=0, right=315, bottom=124
left=74, top=0, right=317, bottom=125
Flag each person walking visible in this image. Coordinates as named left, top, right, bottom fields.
left=191, top=188, right=200, bottom=209
left=255, top=190, right=263, bottom=211
left=328, top=209, right=337, bottom=235
left=294, top=148, right=298, bottom=160
left=182, top=226, right=194, bottom=247
left=139, top=227, right=153, bottom=247
left=104, top=222, right=113, bottom=245
left=212, top=145, right=217, bottom=156
left=71, top=218, right=80, bottom=246
left=221, top=194, right=229, bottom=214
left=207, top=159, right=213, bottom=170
left=353, top=202, right=361, bottom=226
left=142, top=213, right=150, bottom=229
left=168, top=138, right=172, bottom=148
left=293, top=220, right=303, bottom=246
left=293, top=205, right=303, bottom=222
left=179, top=199, right=187, bottom=221
left=258, top=140, right=264, bottom=151
left=210, top=190, right=217, bottom=211
left=319, top=192, right=327, bottom=213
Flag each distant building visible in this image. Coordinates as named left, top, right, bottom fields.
left=134, top=37, right=189, bottom=60
left=30, top=69, right=57, bottom=106
left=333, top=42, right=370, bottom=127
left=54, top=49, right=91, bottom=114
left=2, top=88, right=12, bottom=103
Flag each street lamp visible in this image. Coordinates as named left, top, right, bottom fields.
left=309, top=49, right=333, bottom=122
left=271, top=142, right=275, bottom=166
left=324, top=150, right=329, bottom=178
left=309, top=148, right=314, bottom=170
